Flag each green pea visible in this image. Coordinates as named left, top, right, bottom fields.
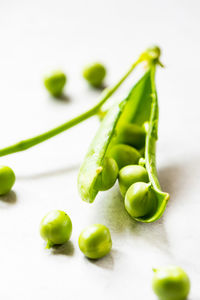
left=78, top=224, right=112, bottom=259
left=40, top=210, right=72, bottom=248
left=0, top=166, right=15, bottom=195
left=125, top=182, right=156, bottom=218
left=82, top=62, right=106, bottom=87
left=44, top=71, right=67, bottom=97
left=109, top=144, right=141, bottom=169
left=152, top=266, right=190, bottom=300
left=118, top=165, right=148, bottom=197
left=117, top=123, right=146, bottom=149
left=95, top=157, right=118, bottom=191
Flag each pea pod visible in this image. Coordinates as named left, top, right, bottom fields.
left=78, top=65, right=169, bottom=223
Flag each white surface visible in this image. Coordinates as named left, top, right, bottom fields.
left=0, top=0, right=200, bottom=299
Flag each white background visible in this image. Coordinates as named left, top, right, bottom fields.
left=0, top=0, right=200, bottom=299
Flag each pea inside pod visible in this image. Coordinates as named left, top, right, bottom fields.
left=117, top=123, right=146, bottom=149
left=125, top=182, right=157, bottom=218
left=118, top=165, right=148, bottom=197
left=95, top=157, right=118, bottom=191
left=109, top=144, right=141, bottom=170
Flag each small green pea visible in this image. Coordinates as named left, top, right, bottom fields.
left=40, top=210, right=72, bottom=248
left=44, top=70, right=67, bottom=97
left=0, top=166, right=15, bottom=195
left=78, top=224, right=112, bottom=259
left=152, top=266, right=190, bottom=300
left=118, top=165, right=148, bottom=197
left=125, top=182, right=156, bottom=218
left=109, top=144, right=141, bottom=169
left=95, top=157, right=118, bottom=191
left=117, top=123, right=146, bottom=149
left=82, top=62, right=106, bottom=87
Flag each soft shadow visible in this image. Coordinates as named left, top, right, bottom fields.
left=0, top=190, right=17, bottom=204
left=17, top=164, right=79, bottom=180
left=158, top=164, right=184, bottom=197
left=52, top=93, right=71, bottom=103
left=93, top=185, right=170, bottom=253
left=89, top=83, right=108, bottom=92
left=51, top=241, right=74, bottom=256
left=158, top=154, right=200, bottom=207
left=85, top=249, right=118, bottom=270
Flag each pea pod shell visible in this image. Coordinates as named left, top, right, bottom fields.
left=78, top=68, right=169, bottom=222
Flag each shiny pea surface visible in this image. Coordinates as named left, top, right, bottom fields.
left=78, top=224, right=112, bottom=259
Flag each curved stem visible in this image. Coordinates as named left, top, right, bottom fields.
left=0, top=60, right=140, bottom=157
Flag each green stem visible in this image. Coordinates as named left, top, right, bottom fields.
left=0, top=61, right=140, bottom=157
left=0, top=46, right=161, bottom=157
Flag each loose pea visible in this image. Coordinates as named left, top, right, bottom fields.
left=82, top=62, right=106, bottom=87
left=40, top=210, right=72, bottom=248
left=117, top=123, right=146, bottom=149
left=0, top=166, right=15, bottom=195
left=95, top=157, right=118, bottom=191
left=152, top=266, right=190, bottom=300
left=78, top=224, right=112, bottom=259
left=109, top=144, right=141, bottom=169
left=125, top=182, right=156, bottom=218
left=118, top=165, right=148, bottom=197
left=44, top=70, right=67, bottom=97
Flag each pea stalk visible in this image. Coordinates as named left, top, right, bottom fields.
left=0, top=46, right=161, bottom=157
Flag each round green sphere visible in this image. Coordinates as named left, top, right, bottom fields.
left=78, top=224, right=112, bottom=259
left=0, top=166, right=15, bottom=195
left=95, top=157, right=118, bottom=191
left=152, top=266, right=190, bottom=300
left=117, top=123, right=146, bottom=149
left=40, top=210, right=72, bottom=248
left=44, top=70, right=67, bottom=97
left=125, top=182, right=156, bottom=218
left=82, top=62, right=106, bottom=87
left=118, top=165, right=148, bottom=197
left=109, top=144, right=141, bottom=169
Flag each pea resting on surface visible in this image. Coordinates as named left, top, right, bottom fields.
left=125, top=182, right=156, bottom=218
left=0, top=166, right=15, bottom=195
left=78, top=224, right=112, bottom=259
left=152, top=266, right=190, bottom=300
left=82, top=62, right=106, bottom=87
left=118, top=165, right=148, bottom=197
left=117, top=123, right=146, bottom=149
left=95, top=157, right=118, bottom=191
left=109, top=144, right=141, bottom=169
left=40, top=210, right=72, bottom=248
left=44, top=70, right=67, bottom=97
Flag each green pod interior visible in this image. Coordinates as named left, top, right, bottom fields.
left=78, top=67, right=169, bottom=223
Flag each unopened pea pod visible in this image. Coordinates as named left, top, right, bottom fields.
left=78, top=64, right=169, bottom=223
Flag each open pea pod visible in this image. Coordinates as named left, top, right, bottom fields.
left=78, top=66, right=169, bottom=223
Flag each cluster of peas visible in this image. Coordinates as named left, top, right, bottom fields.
left=96, top=122, right=157, bottom=219
left=0, top=62, right=190, bottom=300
